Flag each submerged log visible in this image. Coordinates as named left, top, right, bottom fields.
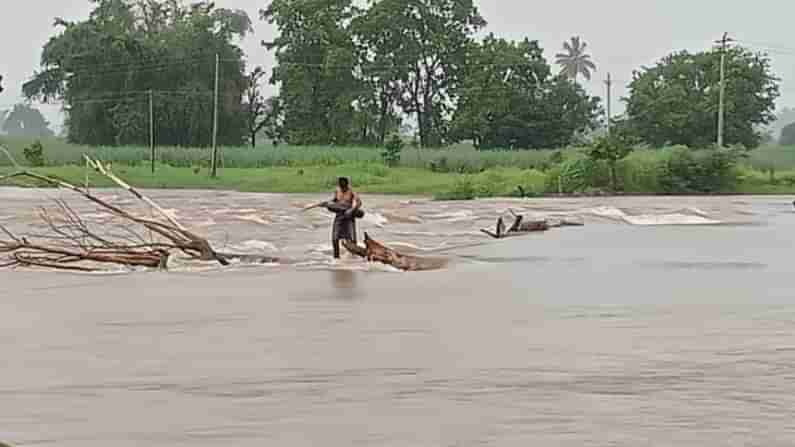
left=480, top=214, right=548, bottom=239
left=547, top=218, right=585, bottom=228
left=342, top=233, right=447, bottom=271
left=480, top=210, right=583, bottom=239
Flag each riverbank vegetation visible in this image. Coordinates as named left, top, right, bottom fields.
left=2, top=137, right=795, bottom=198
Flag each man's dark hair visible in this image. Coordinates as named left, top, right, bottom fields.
left=338, top=177, right=349, bottom=189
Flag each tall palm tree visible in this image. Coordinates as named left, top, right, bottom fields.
left=555, top=36, right=597, bottom=82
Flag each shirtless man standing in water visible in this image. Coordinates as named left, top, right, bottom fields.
left=326, top=177, right=363, bottom=259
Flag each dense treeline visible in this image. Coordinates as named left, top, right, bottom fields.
left=21, top=0, right=781, bottom=151
left=23, top=0, right=251, bottom=147
left=262, top=0, right=601, bottom=148
left=623, top=47, right=779, bottom=149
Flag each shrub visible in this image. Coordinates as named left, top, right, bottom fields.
left=513, top=169, right=547, bottom=197
left=586, top=132, right=636, bottom=191
left=23, top=140, right=45, bottom=167
left=435, top=175, right=476, bottom=200
left=382, top=135, right=404, bottom=167
left=657, top=147, right=742, bottom=193
left=429, top=156, right=448, bottom=172
left=475, top=169, right=510, bottom=197
left=546, top=157, right=592, bottom=193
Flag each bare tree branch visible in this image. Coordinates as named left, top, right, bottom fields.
left=1, top=149, right=290, bottom=271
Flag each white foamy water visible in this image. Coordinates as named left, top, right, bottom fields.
left=228, top=240, right=280, bottom=253
left=361, top=211, right=388, bottom=227
left=235, top=214, right=272, bottom=226
left=429, top=210, right=477, bottom=222
left=588, top=205, right=722, bottom=225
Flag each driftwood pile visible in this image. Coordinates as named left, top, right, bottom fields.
left=0, top=153, right=276, bottom=271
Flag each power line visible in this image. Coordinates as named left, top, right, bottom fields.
left=733, top=39, right=795, bottom=55
left=65, top=62, right=213, bottom=80
left=25, top=36, right=795, bottom=82
left=67, top=90, right=212, bottom=101
left=36, top=54, right=244, bottom=80
left=29, top=54, right=241, bottom=82
left=62, top=52, right=220, bottom=73
left=67, top=97, right=145, bottom=106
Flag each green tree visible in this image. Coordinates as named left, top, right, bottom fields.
left=780, top=121, right=795, bottom=146
left=351, top=6, right=406, bottom=145
left=2, top=103, right=55, bottom=138
left=355, top=0, right=486, bottom=147
left=625, top=46, right=780, bottom=148
left=261, top=0, right=361, bottom=145
left=555, top=36, right=596, bottom=82
left=349, top=94, right=402, bottom=145
left=24, top=0, right=251, bottom=147
left=586, top=127, right=637, bottom=191
left=243, top=67, right=283, bottom=147
left=451, top=35, right=601, bottom=149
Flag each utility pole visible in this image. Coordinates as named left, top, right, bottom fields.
left=605, top=72, right=612, bottom=135
left=149, top=89, right=155, bottom=174
left=210, top=53, right=220, bottom=178
left=716, top=32, right=733, bottom=148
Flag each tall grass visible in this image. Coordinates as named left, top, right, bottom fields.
left=2, top=136, right=795, bottom=196
left=746, top=144, right=795, bottom=171
left=0, top=137, right=382, bottom=168
left=3, top=136, right=794, bottom=171
left=0, top=136, right=562, bottom=170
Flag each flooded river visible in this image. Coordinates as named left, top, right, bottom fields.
left=2, top=189, right=795, bottom=446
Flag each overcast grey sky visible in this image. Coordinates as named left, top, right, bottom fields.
left=2, top=0, right=794, bottom=132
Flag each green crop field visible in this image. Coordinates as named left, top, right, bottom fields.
left=2, top=136, right=795, bottom=197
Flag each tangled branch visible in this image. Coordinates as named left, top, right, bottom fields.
left=0, top=152, right=280, bottom=271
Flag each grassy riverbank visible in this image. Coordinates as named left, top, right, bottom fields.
left=0, top=163, right=546, bottom=197
left=2, top=162, right=795, bottom=198
left=2, top=136, right=795, bottom=197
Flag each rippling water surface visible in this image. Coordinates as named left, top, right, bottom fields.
left=2, top=189, right=795, bottom=446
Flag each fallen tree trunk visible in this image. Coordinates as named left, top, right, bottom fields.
left=342, top=233, right=447, bottom=272
left=480, top=210, right=583, bottom=239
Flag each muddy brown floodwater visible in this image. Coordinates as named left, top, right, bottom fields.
left=2, top=188, right=795, bottom=446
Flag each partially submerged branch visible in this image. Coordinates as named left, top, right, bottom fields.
left=0, top=153, right=278, bottom=271
left=481, top=209, right=583, bottom=239
left=343, top=233, right=447, bottom=271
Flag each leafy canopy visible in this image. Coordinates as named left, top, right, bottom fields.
left=24, top=0, right=252, bottom=147
left=451, top=34, right=601, bottom=149
left=624, top=46, right=779, bottom=148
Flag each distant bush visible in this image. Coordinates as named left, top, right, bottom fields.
left=23, top=140, right=45, bottom=167
left=545, top=157, right=596, bottom=193
left=381, top=135, right=403, bottom=166
left=434, top=175, right=476, bottom=200
left=657, top=147, right=742, bottom=193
